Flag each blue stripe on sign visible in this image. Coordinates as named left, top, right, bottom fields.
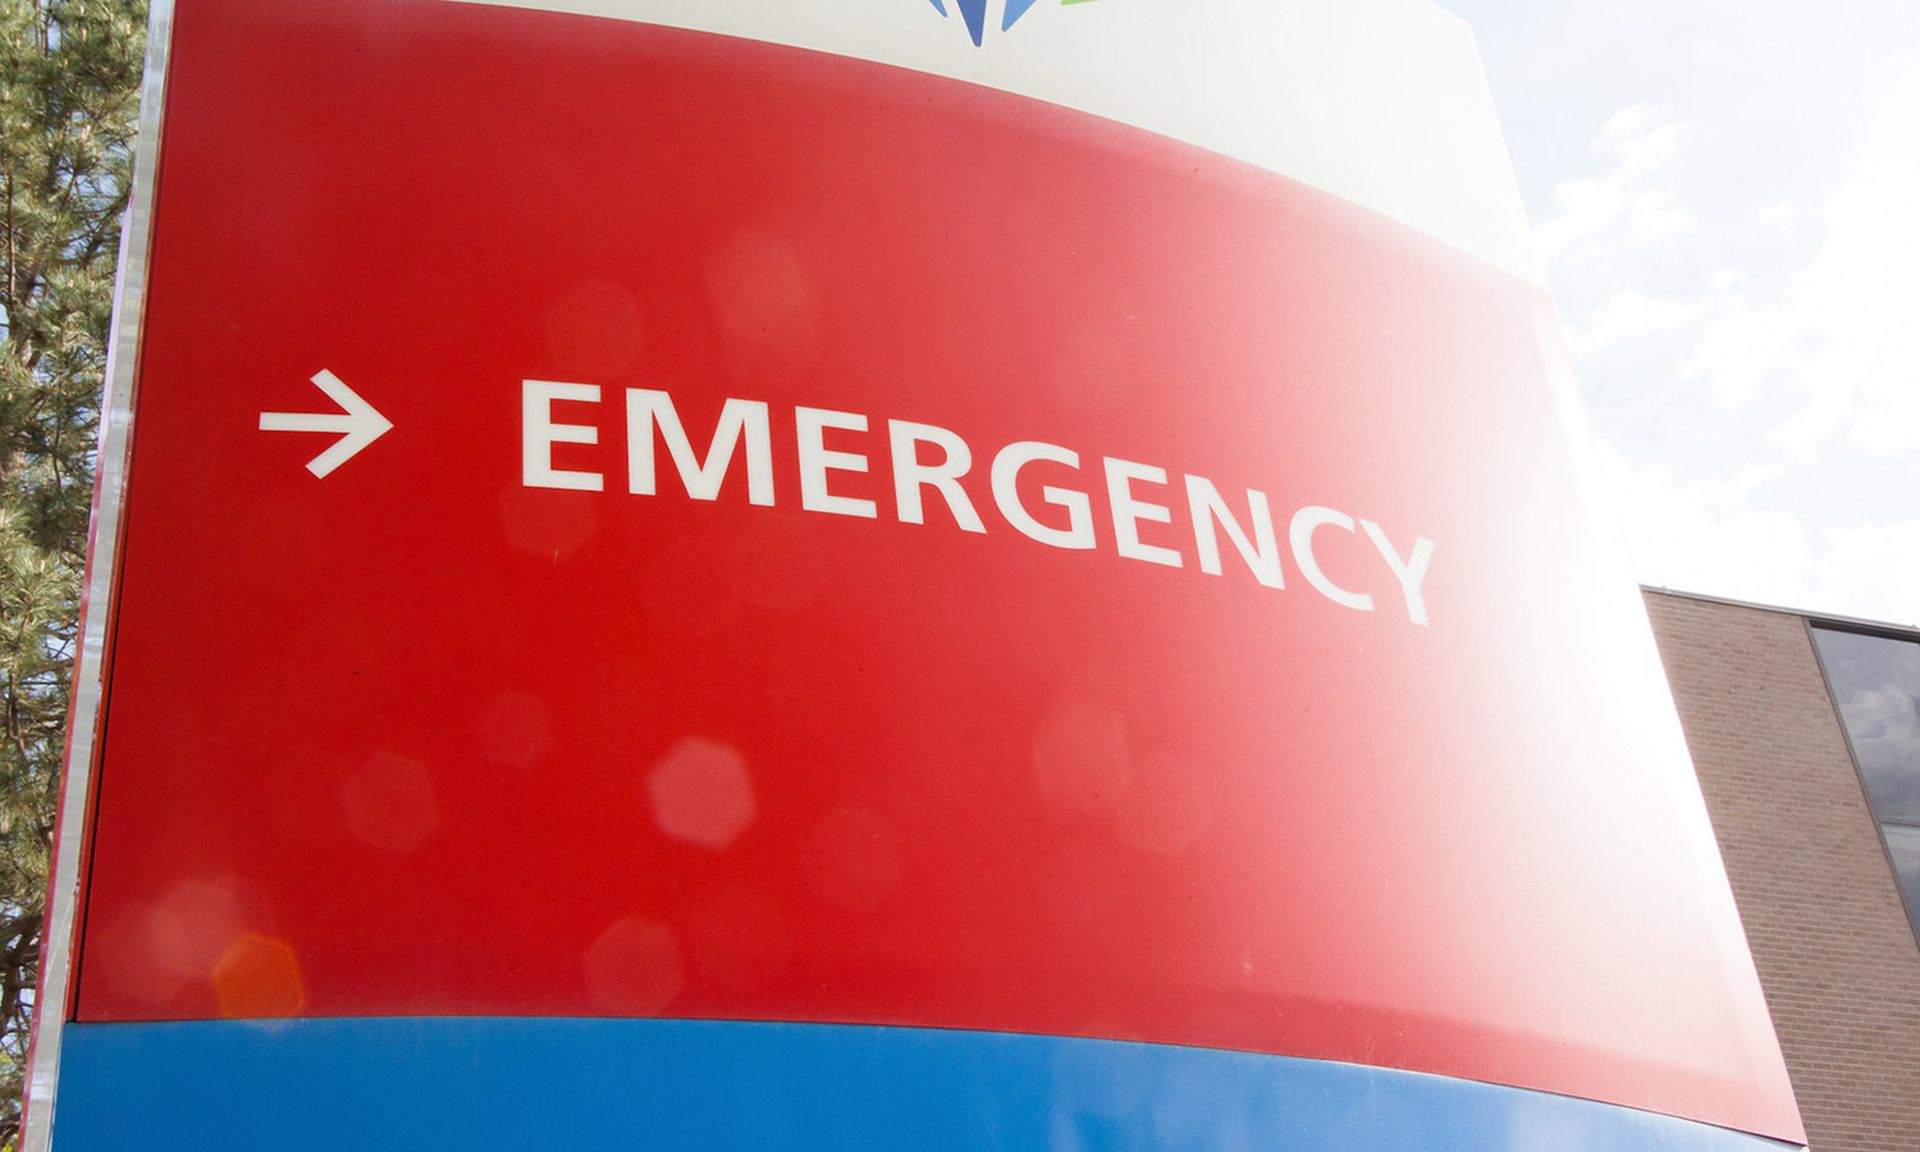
left=54, top=1018, right=1799, bottom=1151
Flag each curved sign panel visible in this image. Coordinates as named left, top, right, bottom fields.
left=27, top=1, right=1804, bottom=1149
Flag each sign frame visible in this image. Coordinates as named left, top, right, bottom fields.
left=20, top=2, right=178, bottom=1148
left=13, top=2, right=1804, bottom=1148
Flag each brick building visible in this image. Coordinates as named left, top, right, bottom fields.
left=1644, top=589, right=1920, bottom=1152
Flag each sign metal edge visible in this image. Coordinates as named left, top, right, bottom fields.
left=19, top=0, right=178, bottom=1147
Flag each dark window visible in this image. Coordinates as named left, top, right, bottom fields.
left=1812, top=626, right=1920, bottom=938
left=1886, top=824, right=1920, bottom=932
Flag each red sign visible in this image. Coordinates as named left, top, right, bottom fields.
left=34, top=0, right=1800, bottom=1146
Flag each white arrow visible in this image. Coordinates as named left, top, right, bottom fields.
left=259, top=369, right=393, bottom=478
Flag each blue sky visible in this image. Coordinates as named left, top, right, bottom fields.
left=1446, top=0, right=1920, bottom=625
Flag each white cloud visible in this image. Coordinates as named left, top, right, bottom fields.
left=1534, top=104, right=1696, bottom=269
left=1491, top=7, right=1920, bottom=625
left=1563, top=288, right=1705, bottom=360
left=1597, top=442, right=1810, bottom=606
left=1813, top=520, right=1920, bottom=627
left=1671, top=67, right=1920, bottom=462
left=1673, top=175, right=1920, bottom=461
left=1598, top=442, right=1920, bottom=625
left=1751, top=199, right=1803, bottom=236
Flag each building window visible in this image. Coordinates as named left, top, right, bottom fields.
left=1811, top=625, right=1920, bottom=939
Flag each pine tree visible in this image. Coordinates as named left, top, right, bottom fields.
left=0, top=1, right=144, bottom=1145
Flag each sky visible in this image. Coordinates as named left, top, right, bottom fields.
left=1443, top=0, right=1920, bottom=626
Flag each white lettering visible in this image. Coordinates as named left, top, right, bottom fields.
left=889, top=420, right=986, bottom=533
left=1104, top=458, right=1182, bottom=568
left=627, top=389, right=773, bottom=505
left=522, top=380, right=603, bottom=492
left=1361, top=519, right=1435, bottom=626
left=1289, top=505, right=1373, bottom=613
left=519, top=386, right=1439, bottom=627
left=991, top=441, right=1095, bottom=550
left=1185, top=476, right=1283, bottom=588
left=796, top=407, right=878, bottom=519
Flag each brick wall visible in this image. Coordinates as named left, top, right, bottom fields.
left=1644, top=591, right=1920, bottom=1152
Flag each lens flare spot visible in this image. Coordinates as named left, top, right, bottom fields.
left=1115, top=752, right=1212, bottom=855
left=647, top=737, right=754, bottom=848
left=544, top=278, right=645, bottom=379
left=582, top=917, right=683, bottom=1014
left=1033, top=698, right=1133, bottom=818
left=479, top=690, right=552, bottom=769
left=340, top=752, right=438, bottom=853
left=213, top=934, right=306, bottom=1018
left=704, top=230, right=820, bottom=390
left=147, top=880, right=244, bottom=978
left=498, top=483, right=598, bottom=560
left=687, top=886, right=791, bottom=988
left=803, top=808, right=904, bottom=911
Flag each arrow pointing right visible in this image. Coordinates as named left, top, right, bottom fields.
left=259, top=369, right=394, bottom=478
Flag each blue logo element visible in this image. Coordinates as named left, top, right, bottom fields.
left=927, top=0, right=1081, bottom=48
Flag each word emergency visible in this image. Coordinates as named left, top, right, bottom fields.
left=523, top=383, right=1436, bottom=625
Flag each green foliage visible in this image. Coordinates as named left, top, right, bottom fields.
left=0, top=0, right=144, bottom=1145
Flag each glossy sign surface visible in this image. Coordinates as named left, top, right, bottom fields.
left=71, top=0, right=1799, bottom=1141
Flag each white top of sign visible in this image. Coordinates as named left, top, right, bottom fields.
left=439, top=0, right=1540, bottom=284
